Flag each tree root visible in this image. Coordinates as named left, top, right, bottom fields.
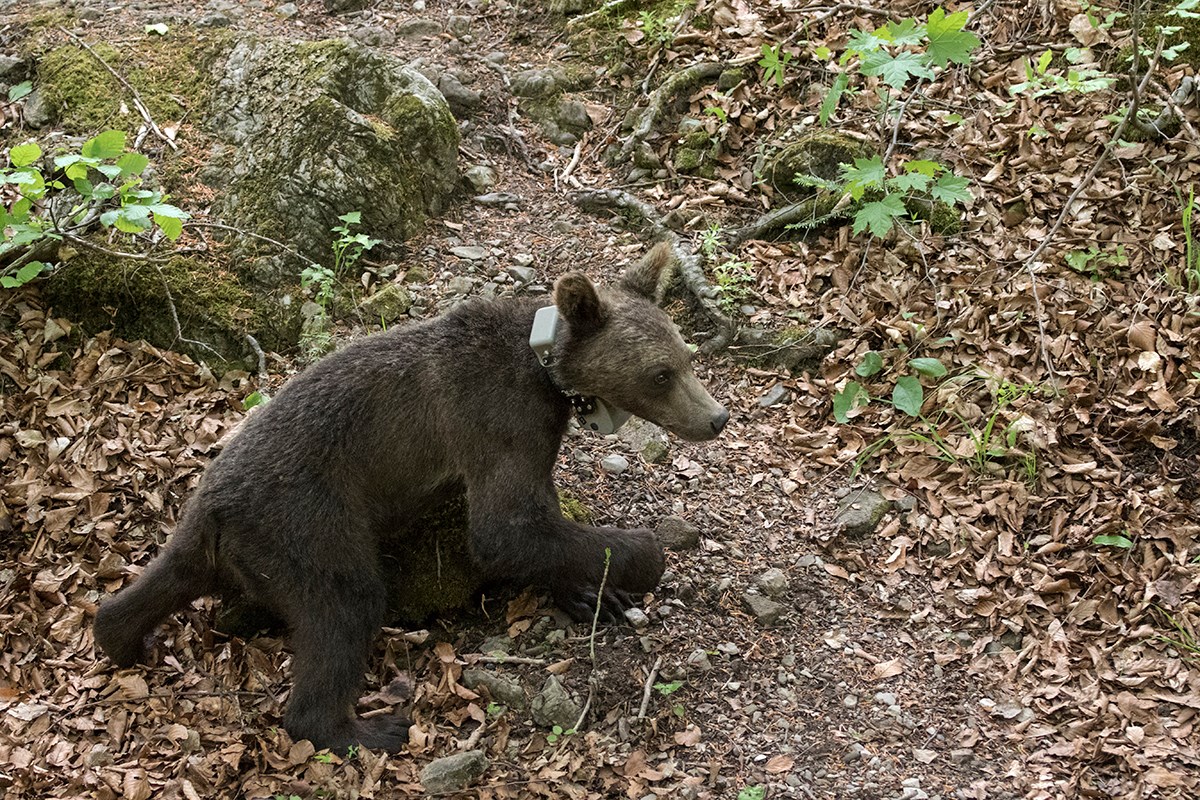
left=618, top=61, right=723, bottom=163
left=569, top=189, right=735, bottom=354
left=1132, top=75, right=1197, bottom=141
left=730, top=192, right=849, bottom=245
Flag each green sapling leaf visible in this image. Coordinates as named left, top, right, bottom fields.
left=852, top=194, right=906, bottom=237
left=117, top=152, right=150, bottom=177
left=9, top=142, right=41, bottom=168
left=856, top=351, right=884, bottom=377
left=8, top=81, right=33, bottom=102
left=892, top=375, right=924, bottom=417
left=833, top=381, right=867, bottom=423
left=930, top=173, right=971, bottom=205
left=82, top=130, right=126, bottom=160
left=909, top=357, right=947, bottom=378
left=925, top=7, right=980, bottom=67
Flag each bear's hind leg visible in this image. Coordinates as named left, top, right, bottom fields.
left=281, top=569, right=408, bottom=753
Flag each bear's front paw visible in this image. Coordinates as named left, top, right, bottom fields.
left=552, top=584, right=639, bottom=624
left=609, top=528, right=665, bottom=595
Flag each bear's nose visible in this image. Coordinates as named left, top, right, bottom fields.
left=711, top=408, right=730, bottom=434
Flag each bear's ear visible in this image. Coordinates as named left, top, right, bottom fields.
left=554, top=272, right=606, bottom=332
left=620, top=241, right=674, bottom=303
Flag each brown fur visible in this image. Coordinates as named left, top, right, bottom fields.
left=93, top=247, right=728, bottom=752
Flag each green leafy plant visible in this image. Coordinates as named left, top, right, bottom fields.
left=330, top=211, right=380, bottom=277
left=712, top=258, right=756, bottom=313
left=1093, top=533, right=1134, bottom=549
left=486, top=701, right=506, bottom=718
left=2, top=130, right=189, bottom=288
left=301, top=265, right=336, bottom=311
left=699, top=223, right=724, bottom=256
left=546, top=724, right=575, bottom=744
left=638, top=10, right=675, bottom=46
left=1010, top=48, right=1115, bottom=97
left=242, top=390, right=268, bottom=411
left=1178, top=186, right=1200, bottom=292
left=312, top=752, right=334, bottom=764
left=834, top=351, right=948, bottom=423
left=738, top=787, right=766, bottom=800
left=758, top=43, right=793, bottom=87
left=1065, top=244, right=1127, bottom=281
left=654, top=680, right=684, bottom=695
left=8, top=81, right=32, bottom=102
left=838, top=156, right=971, bottom=237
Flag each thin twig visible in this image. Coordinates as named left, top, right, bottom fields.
left=471, top=655, right=547, bottom=666
left=187, top=221, right=314, bottom=265
left=571, top=684, right=594, bottom=733
left=589, top=549, right=612, bottom=664
left=636, top=655, right=663, bottom=720
left=60, top=231, right=160, bottom=262
left=57, top=27, right=177, bottom=152
left=152, top=263, right=222, bottom=358
left=245, top=333, right=268, bottom=381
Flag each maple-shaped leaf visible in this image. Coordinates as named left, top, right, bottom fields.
left=925, top=7, right=980, bottom=67
left=861, top=50, right=934, bottom=88
left=883, top=17, right=926, bottom=46
left=931, top=173, right=972, bottom=205
left=904, top=159, right=942, bottom=177
left=888, top=171, right=931, bottom=193
left=845, top=26, right=890, bottom=58
left=841, top=156, right=886, bottom=200
left=852, top=194, right=906, bottom=237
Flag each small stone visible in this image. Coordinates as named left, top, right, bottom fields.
left=843, top=694, right=858, bottom=708
left=531, top=676, right=582, bottom=730
left=420, top=750, right=488, bottom=794
left=716, top=641, right=740, bottom=656
left=742, top=592, right=785, bottom=626
left=655, top=516, right=699, bottom=551
left=446, top=14, right=472, bottom=36
left=22, top=88, right=52, bottom=128
left=451, top=245, right=489, bottom=261
left=197, top=11, right=232, bottom=26
left=512, top=68, right=563, bottom=99
left=739, top=304, right=756, bottom=316
left=464, top=165, right=497, bottom=193
left=624, top=607, right=649, bottom=628
left=439, top=73, right=481, bottom=116
left=352, top=25, right=396, bottom=47
left=843, top=743, right=867, bottom=763
left=397, top=18, right=443, bottom=38
left=758, top=383, right=791, bottom=408
left=403, top=266, right=430, bottom=284
left=276, top=2, right=299, bottom=17
left=873, top=691, right=897, bottom=707
left=514, top=253, right=534, bottom=267
left=753, top=568, right=789, bottom=599
left=324, top=0, right=369, bottom=11
left=474, top=192, right=523, bottom=208
left=601, top=454, right=629, bottom=475
left=686, top=648, right=712, bottom=672
left=447, top=276, right=475, bottom=295
left=834, top=488, right=892, bottom=538
left=912, top=748, right=938, bottom=764
left=478, top=634, right=511, bottom=656
left=360, top=284, right=413, bottom=323
left=506, top=265, right=536, bottom=284
left=554, top=99, right=593, bottom=132
left=462, top=669, right=527, bottom=709
left=0, top=55, right=25, bottom=82
left=949, top=748, right=975, bottom=763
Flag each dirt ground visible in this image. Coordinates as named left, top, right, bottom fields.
left=2, top=1, right=1199, bottom=799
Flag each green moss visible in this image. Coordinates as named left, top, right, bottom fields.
left=674, top=146, right=702, bottom=172
left=35, top=33, right=225, bottom=134
left=765, top=131, right=872, bottom=200
left=39, top=246, right=296, bottom=366
left=559, top=492, right=593, bottom=523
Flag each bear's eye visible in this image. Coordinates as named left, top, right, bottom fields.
left=654, top=370, right=671, bottom=386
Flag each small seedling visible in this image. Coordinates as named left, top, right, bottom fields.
left=546, top=724, right=575, bottom=744
left=758, top=43, right=793, bottom=87
left=242, top=390, right=268, bottom=411
left=330, top=211, right=381, bottom=277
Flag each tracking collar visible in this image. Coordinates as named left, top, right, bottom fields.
left=529, top=305, right=631, bottom=435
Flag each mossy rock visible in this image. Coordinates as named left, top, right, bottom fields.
left=764, top=131, right=872, bottom=201
left=39, top=247, right=297, bottom=367
left=205, top=36, right=459, bottom=284
left=730, top=324, right=846, bottom=374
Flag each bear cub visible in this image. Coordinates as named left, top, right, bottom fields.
left=94, top=243, right=728, bottom=752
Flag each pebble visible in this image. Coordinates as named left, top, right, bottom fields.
left=451, top=245, right=488, bottom=261
left=686, top=648, right=712, bottom=672
left=464, top=165, right=496, bottom=193
left=474, top=192, right=523, bottom=208
left=276, top=2, right=298, bottom=17
left=843, top=694, right=858, bottom=708
left=506, top=265, right=536, bottom=284
left=624, top=607, right=649, bottom=628
left=601, top=454, right=629, bottom=474
left=446, top=276, right=475, bottom=295
left=753, top=568, right=789, bottom=599
left=758, top=383, right=792, bottom=408
left=874, top=691, right=897, bottom=707
left=716, top=641, right=739, bottom=656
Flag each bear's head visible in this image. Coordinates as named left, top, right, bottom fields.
left=551, top=244, right=729, bottom=441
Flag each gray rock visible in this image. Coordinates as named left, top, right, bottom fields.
left=655, top=516, right=699, bottom=551
left=624, top=607, right=649, bottom=628
left=554, top=99, right=592, bottom=133
left=463, top=164, right=496, bottom=193
left=206, top=38, right=457, bottom=279
left=446, top=276, right=475, bottom=295
left=474, top=192, right=522, bottom=208
left=739, top=304, right=756, bottom=317
left=324, top=0, right=368, bottom=11
left=360, top=284, right=413, bottom=323
left=686, top=648, right=713, bottom=672
left=478, top=634, right=512, bottom=656
left=742, top=592, right=785, bottom=625
left=601, top=454, right=629, bottom=475
left=513, top=253, right=534, bottom=267
left=531, top=676, right=582, bottom=730
left=397, top=18, right=443, bottom=38
left=462, top=668, right=527, bottom=709
left=539, top=119, right=578, bottom=146
left=420, top=750, right=488, bottom=794
left=0, top=54, right=25, bottom=82
left=834, top=489, right=892, bottom=538
left=276, top=2, right=298, bottom=17
left=446, top=14, right=472, bottom=36
left=617, top=417, right=670, bottom=464
left=438, top=73, right=481, bottom=117
left=758, top=383, right=791, bottom=407
left=22, top=87, right=52, bottom=128
left=873, top=691, right=897, bottom=707
left=451, top=245, right=488, bottom=261
left=512, top=68, right=564, bottom=99
left=506, top=265, right=536, bottom=284
left=352, top=26, right=396, bottom=48
left=197, top=11, right=232, bottom=26
left=753, top=568, right=788, bottom=599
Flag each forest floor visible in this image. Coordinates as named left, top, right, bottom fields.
left=2, top=1, right=1199, bottom=799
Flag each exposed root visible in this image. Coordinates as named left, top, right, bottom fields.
left=569, top=189, right=735, bottom=353
left=1132, top=76, right=1197, bottom=141
left=618, top=62, right=723, bottom=163
left=730, top=192, right=850, bottom=245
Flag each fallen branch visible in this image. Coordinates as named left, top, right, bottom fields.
left=618, top=62, right=723, bottom=162
left=569, top=188, right=735, bottom=353
left=58, top=27, right=177, bottom=152
left=636, top=655, right=663, bottom=720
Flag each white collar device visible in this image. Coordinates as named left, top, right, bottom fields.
left=529, top=305, right=631, bottom=435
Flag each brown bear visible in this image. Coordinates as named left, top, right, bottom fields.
left=93, top=243, right=728, bottom=753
